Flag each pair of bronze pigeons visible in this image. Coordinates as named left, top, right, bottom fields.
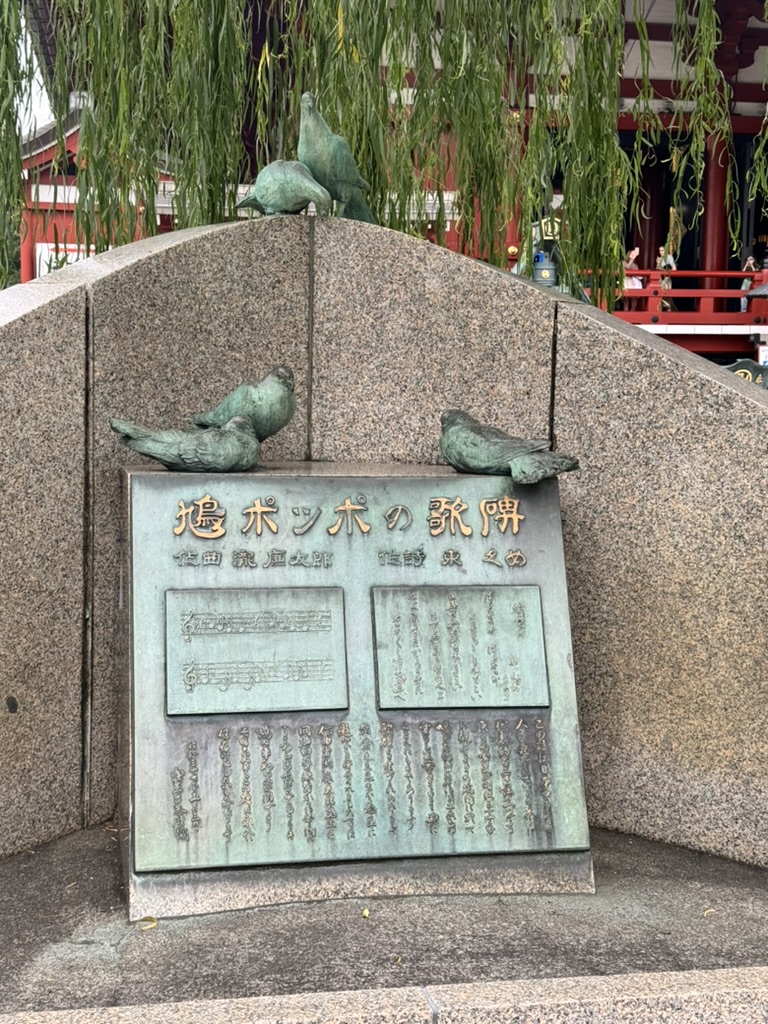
left=110, top=367, right=296, bottom=472
left=238, top=92, right=375, bottom=223
left=111, top=377, right=577, bottom=484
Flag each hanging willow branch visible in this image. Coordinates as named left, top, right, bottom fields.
left=1, top=0, right=766, bottom=301
left=2, top=0, right=32, bottom=284
left=669, top=0, right=738, bottom=239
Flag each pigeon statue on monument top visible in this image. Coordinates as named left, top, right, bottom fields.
left=439, top=409, right=579, bottom=485
left=110, top=416, right=262, bottom=473
left=194, top=366, right=296, bottom=441
left=237, top=160, right=332, bottom=217
left=297, top=92, right=376, bottom=223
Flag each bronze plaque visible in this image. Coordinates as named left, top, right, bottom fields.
left=125, top=468, right=590, bottom=881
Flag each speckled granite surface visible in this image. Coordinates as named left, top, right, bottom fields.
left=310, top=220, right=553, bottom=463
left=555, top=301, right=768, bottom=867
left=5, top=971, right=767, bottom=1024
left=2, top=217, right=768, bottom=873
left=427, top=969, right=768, bottom=1023
left=0, top=280, right=86, bottom=857
left=84, top=219, right=311, bottom=823
left=1, top=824, right=767, bottom=1020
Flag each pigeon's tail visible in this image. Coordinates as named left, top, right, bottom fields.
left=110, top=418, right=154, bottom=443
left=110, top=418, right=172, bottom=463
left=237, top=195, right=266, bottom=215
left=508, top=452, right=580, bottom=485
left=341, top=192, right=376, bottom=224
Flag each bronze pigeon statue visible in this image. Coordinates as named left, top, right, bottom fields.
left=110, top=415, right=262, bottom=472
left=194, top=366, right=296, bottom=441
left=297, top=92, right=376, bottom=223
left=439, top=409, right=579, bottom=484
left=237, top=160, right=332, bottom=216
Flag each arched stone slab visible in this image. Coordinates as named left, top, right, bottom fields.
left=2, top=215, right=767, bottom=870
left=0, top=276, right=87, bottom=856
left=556, top=302, right=768, bottom=865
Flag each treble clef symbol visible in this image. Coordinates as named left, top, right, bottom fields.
left=183, top=662, right=198, bottom=692
left=181, top=611, right=196, bottom=642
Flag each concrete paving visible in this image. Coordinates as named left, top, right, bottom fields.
left=1, top=825, right=767, bottom=1019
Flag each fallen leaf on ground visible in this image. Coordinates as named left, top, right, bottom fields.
left=138, top=916, right=158, bottom=930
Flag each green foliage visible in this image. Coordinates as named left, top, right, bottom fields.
left=1, top=0, right=32, bottom=288
left=669, top=0, right=738, bottom=238
left=2, top=0, right=765, bottom=307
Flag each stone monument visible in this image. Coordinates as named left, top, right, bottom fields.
left=121, top=457, right=592, bottom=919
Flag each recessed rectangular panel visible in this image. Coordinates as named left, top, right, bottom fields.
left=166, top=588, right=348, bottom=714
left=372, top=585, right=549, bottom=709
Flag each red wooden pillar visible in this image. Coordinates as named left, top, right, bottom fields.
left=19, top=206, right=36, bottom=283
left=701, top=135, right=730, bottom=313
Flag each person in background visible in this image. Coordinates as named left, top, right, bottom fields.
left=656, top=246, right=677, bottom=310
left=623, top=247, right=642, bottom=311
left=741, top=255, right=757, bottom=313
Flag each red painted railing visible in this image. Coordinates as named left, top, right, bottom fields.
left=611, top=268, right=768, bottom=326
left=588, top=267, right=768, bottom=355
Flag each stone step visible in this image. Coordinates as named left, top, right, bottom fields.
left=2, top=971, right=768, bottom=1024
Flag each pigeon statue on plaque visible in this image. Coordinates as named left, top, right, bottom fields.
left=439, top=409, right=579, bottom=484
left=194, top=365, right=296, bottom=441
left=109, top=415, right=262, bottom=472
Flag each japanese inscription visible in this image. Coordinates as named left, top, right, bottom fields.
left=161, top=713, right=560, bottom=853
left=170, top=490, right=528, bottom=560
left=372, top=586, right=550, bottom=709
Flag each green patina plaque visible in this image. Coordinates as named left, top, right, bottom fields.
left=372, top=585, right=548, bottom=709
left=125, top=467, right=590, bottom=878
left=166, top=588, right=348, bottom=715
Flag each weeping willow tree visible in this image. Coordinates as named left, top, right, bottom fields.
left=2, top=0, right=767, bottom=305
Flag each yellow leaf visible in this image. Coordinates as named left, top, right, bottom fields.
left=361, top=907, right=369, bottom=918
left=335, top=1, right=344, bottom=53
left=257, top=41, right=270, bottom=80
left=138, top=916, right=158, bottom=930
left=351, top=45, right=360, bottom=64
left=702, top=908, right=715, bottom=917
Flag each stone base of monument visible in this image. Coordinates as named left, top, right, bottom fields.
left=1, top=825, right=767, bottom=1022
left=120, top=464, right=592, bottom=919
